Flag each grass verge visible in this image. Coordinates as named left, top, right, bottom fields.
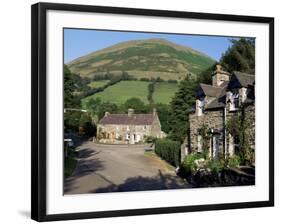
left=64, top=156, right=77, bottom=178
left=144, top=151, right=175, bottom=172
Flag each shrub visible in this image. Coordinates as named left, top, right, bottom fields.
left=207, top=160, right=224, bottom=174
left=155, top=139, right=181, bottom=167
left=144, top=135, right=157, bottom=144
left=227, top=155, right=241, bottom=168
left=181, top=153, right=205, bottom=174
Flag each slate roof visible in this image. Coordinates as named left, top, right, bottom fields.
left=205, top=97, right=226, bottom=110
left=197, top=81, right=228, bottom=110
left=205, top=84, right=228, bottom=110
left=197, top=83, right=222, bottom=98
left=232, top=71, right=255, bottom=88
left=193, top=69, right=255, bottom=112
left=98, top=113, right=155, bottom=125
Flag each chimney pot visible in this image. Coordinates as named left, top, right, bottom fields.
left=216, top=64, right=222, bottom=72
left=128, top=108, right=134, bottom=117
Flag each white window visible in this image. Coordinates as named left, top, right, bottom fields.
left=240, top=87, right=247, bottom=103
left=126, top=133, right=130, bottom=140
left=212, top=135, right=219, bottom=159
left=228, top=91, right=239, bottom=111
left=197, top=99, right=205, bottom=116
left=197, top=135, right=202, bottom=152
left=126, top=126, right=129, bottom=131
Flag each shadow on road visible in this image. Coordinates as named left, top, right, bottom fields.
left=91, top=170, right=192, bottom=193
left=64, top=148, right=105, bottom=193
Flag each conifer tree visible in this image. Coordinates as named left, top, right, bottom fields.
left=168, top=75, right=197, bottom=143
left=220, top=38, right=255, bottom=74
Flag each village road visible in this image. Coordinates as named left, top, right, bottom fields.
left=64, top=141, right=191, bottom=194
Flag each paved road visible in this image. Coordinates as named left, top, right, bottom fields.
left=64, top=141, right=191, bottom=194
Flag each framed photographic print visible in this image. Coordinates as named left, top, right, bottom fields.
left=31, top=2, right=274, bottom=222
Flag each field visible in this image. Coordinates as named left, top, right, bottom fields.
left=88, top=80, right=109, bottom=88
left=83, top=81, right=150, bottom=105
left=153, top=83, right=178, bottom=104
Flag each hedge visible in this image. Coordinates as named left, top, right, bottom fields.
left=155, top=139, right=181, bottom=167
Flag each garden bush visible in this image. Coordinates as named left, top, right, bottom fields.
left=181, top=153, right=205, bottom=174
left=144, top=135, right=157, bottom=144
left=227, top=155, right=241, bottom=168
left=207, top=159, right=224, bottom=174
left=155, top=139, right=181, bottom=167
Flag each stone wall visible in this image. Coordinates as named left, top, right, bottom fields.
left=97, top=114, right=163, bottom=144
left=97, top=124, right=152, bottom=143
left=189, top=109, right=224, bottom=153
left=244, top=103, right=255, bottom=152
left=245, top=104, right=256, bottom=148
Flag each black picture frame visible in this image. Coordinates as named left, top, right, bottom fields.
left=31, top=2, right=274, bottom=222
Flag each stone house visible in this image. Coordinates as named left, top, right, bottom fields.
left=97, top=108, right=165, bottom=144
left=187, top=64, right=255, bottom=161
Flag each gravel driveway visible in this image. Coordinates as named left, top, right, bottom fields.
left=64, top=141, right=191, bottom=194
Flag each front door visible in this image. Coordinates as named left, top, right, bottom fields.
left=212, top=135, right=220, bottom=159
left=129, top=133, right=135, bottom=144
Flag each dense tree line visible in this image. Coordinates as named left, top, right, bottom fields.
left=220, top=38, right=255, bottom=74
left=147, top=81, right=155, bottom=104
left=197, top=38, right=255, bottom=85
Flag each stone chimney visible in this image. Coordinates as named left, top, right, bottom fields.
left=216, top=64, right=222, bottom=72
left=105, top=112, right=110, bottom=117
left=153, top=108, right=157, bottom=116
left=128, top=108, right=134, bottom=117
left=212, top=64, right=229, bottom=87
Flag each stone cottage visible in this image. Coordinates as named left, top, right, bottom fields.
left=97, top=108, right=165, bottom=144
left=187, top=64, right=255, bottom=160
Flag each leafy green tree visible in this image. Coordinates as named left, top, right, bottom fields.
left=122, top=98, right=149, bottom=113
left=79, top=113, right=96, bottom=137
left=168, top=75, right=197, bottom=143
left=197, top=63, right=217, bottom=85
left=64, top=65, right=76, bottom=108
left=220, top=38, right=255, bottom=74
left=64, top=111, right=81, bottom=133
left=147, top=82, right=155, bottom=104
left=64, top=64, right=82, bottom=107
left=84, top=97, right=119, bottom=121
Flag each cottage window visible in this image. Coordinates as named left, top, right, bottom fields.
left=197, top=135, right=202, bottom=152
left=234, top=135, right=240, bottom=154
left=126, top=133, right=130, bottom=140
left=229, top=91, right=239, bottom=111
left=240, top=87, right=247, bottom=103
left=143, top=125, right=147, bottom=130
left=126, top=126, right=129, bottom=131
left=197, top=99, right=205, bottom=116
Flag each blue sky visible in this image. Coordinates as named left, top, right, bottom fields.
left=64, top=28, right=237, bottom=63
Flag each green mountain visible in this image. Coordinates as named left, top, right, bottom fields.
left=67, top=38, right=215, bottom=81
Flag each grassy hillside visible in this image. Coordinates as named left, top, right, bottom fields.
left=68, top=38, right=215, bottom=81
left=82, top=81, right=150, bottom=106
left=153, top=83, right=178, bottom=104
left=82, top=80, right=180, bottom=107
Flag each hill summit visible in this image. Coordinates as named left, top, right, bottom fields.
left=67, top=38, right=215, bottom=80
